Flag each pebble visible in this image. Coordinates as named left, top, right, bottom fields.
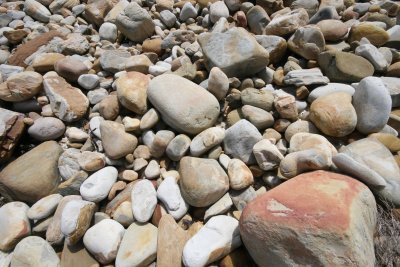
left=28, top=117, right=65, bottom=141
left=0, top=202, right=30, bottom=251
left=65, top=127, right=89, bottom=143
left=27, top=193, right=63, bottom=220
left=227, top=159, right=254, bottom=190
left=157, top=176, right=189, bottom=220
left=77, top=74, right=99, bottom=90
left=99, top=22, right=118, bottom=42
left=180, top=2, right=197, bottom=21
left=265, top=8, right=309, bottom=36
left=288, top=26, right=325, bottom=60
left=54, top=57, right=89, bottom=83
left=209, top=1, right=229, bottom=24
left=355, top=43, right=389, bottom=72
left=241, top=88, right=274, bottom=111
left=208, top=67, right=229, bottom=100
left=0, top=71, right=43, bottom=102
left=80, top=166, right=118, bottom=202
left=166, top=134, right=191, bottom=161
left=190, top=127, right=225, bottom=157
left=307, top=83, right=355, bottom=103
left=253, top=139, right=284, bottom=171
left=116, top=71, right=149, bottom=115
left=78, top=151, right=106, bottom=172
left=131, top=179, right=157, bottom=222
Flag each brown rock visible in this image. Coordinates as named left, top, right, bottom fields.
left=32, top=53, right=65, bottom=73
left=60, top=241, right=99, bottom=267
left=0, top=71, right=43, bottom=102
left=83, top=0, right=112, bottom=26
left=98, top=95, right=120, bottom=120
left=387, top=62, right=400, bottom=77
left=369, top=133, right=400, bottom=152
left=54, top=57, right=89, bottom=83
left=3, top=29, right=28, bottom=44
left=142, top=38, right=163, bottom=56
left=116, top=72, right=149, bottom=115
left=348, top=22, right=389, bottom=47
left=0, top=108, right=25, bottom=163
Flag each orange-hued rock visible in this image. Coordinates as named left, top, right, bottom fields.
left=240, top=170, right=377, bottom=267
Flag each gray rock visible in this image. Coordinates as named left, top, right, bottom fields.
left=78, top=74, right=99, bottom=90
left=100, top=50, right=131, bottom=73
left=284, top=68, right=329, bottom=86
left=353, top=77, right=392, bottom=134
left=381, top=77, right=400, bottom=108
left=247, top=6, right=270, bottom=35
left=28, top=117, right=65, bottom=141
left=166, top=134, right=191, bottom=161
left=209, top=1, right=229, bottom=24
left=241, top=88, right=274, bottom=111
left=241, top=105, right=274, bottom=130
left=288, top=26, right=325, bottom=60
left=160, top=10, right=176, bottom=28
left=99, top=22, right=118, bottom=42
left=131, top=179, right=157, bottom=222
left=161, top=30, right=196, bottom=49
left=355, top=44, right=389, bottom=72
left=308, top=83, right=355, bottom=103
left=24, top=0, right=51, bottom=22
left=180, top=2, right=197, bottom=21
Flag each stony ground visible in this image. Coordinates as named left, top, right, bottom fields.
left=0, top=0, right=400, bottom=266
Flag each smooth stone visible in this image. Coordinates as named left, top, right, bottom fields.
left=284, top=120, right=319, bottom=142
left=381, top=77, right=400, bottom=108
left=148, top=74, right=220, bottom=135
left=27, top=194, right=63, bottom=220
left=288, top=26, right=325, bottom=60
left=387, top=62, right=400, bottom=77
left=60, top=242, right=98, bottom=267
left=11, top=236, right=59, bottom=267
left=289, top=132, right=337, bottom=161
left=307, top=83, right=355, bottom=103
left=265, top=8, right=309, bottom=36
left=316, top=19, right=348, bottom=41
left=227, top=159, right=254, bottom=190
left=255, top=35, right=287, bottom=64
left=253, top=139, right=284, bottom=171
left=131, top=179, right=157, bottom=222
left=247, top=6, right=270, bottom=35
left=224, top=119, right=262, bottom=164
left=241, top=88, right=274, bottom=111
left=0, top=202, right=30, bottom=251
left=198, top=27, right=269, bottom=78
left=83, top=219, right=125, bottom=265
left=166, top=134, right=191, bottom=161
left=54, top=57, right=89, bottom=83
left=27, top=117, right=65, bottom=141
left=157, top=176, right=189, bottom=220
left=210, top=1, right=229, bottom=23
left=115, top=222, right=158, bottom=267
left=241, top=105, right=274, bottom=130
left=208, top=67, right=229, bottom=100
left=240, top=171, right=376, bottom=267
left=179, top=157, right=229, bottom=207
left=353, top=77, right=392, bottom=134
left=78, top=151, right=106, bottom=172
left=58, top=148, right=81, bottom=181
left=369, top=133, right=400, bottom=153
left=0, top=141, right=62, bottom=204
left=99, top=22, right=118, bottom=42
left=180, top=2, right=197, bottom=21
left=0, top=71, right=43, bottom=102
left=100, top=50, right=130, bottom=73
left=182, top=215, right=241, bottom=267
left=349, top=22, right=389, bottom=47
left=24, top=0, right=51, bottom=22
left=204, top=193, right=233, bottom=221
left=80, top=167, right=118, bottom=202
left=280, top=149, right=330, bottom=178
left=190, top=127, right=225, bottom=157
left=126, top=55, right=154, bottom=74
left=78, top=74, right=99, bottom=90
left=140, top=108, right=159, bottom=130
left=274, top=92, right=298, bottom=120
left=0, top=251, right=12, bottom=267
left=283, top=68, right=329, bottom=87
left=149, top=130, right=175, bottom=158
left=160, top=10, right=176, bottom=28
left=116, top=71, right=149, bottom=115
left=355, top=44, right=389, bottom=72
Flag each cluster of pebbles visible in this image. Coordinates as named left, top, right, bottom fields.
left=0, top=0, right=400, bottom=266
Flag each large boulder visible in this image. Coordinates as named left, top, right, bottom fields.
left=198, top=27, right=269, bottom=78
left=0, top=141, right=63, bottom=204
left=240, top=170, right=377, bottom=267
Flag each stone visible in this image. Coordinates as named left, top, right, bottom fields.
left=289, top=132, right=337, bottom=161
left=179, top=157, right=229, bottom=207
left=388, top=62, right=400, bottom=77
left=58, top=148, right=80, bottom=181
left=208, top=67, right=229, bottom=100
left=247, top=6, right=270, bottom=35
left=204, top=193, right=233, bottom=221
left=253, top=139, right=284, bottom=171
left=0, top=71, right=43, bottom=102
left=115, top=222, right=158, bottom=267
left=116, top=71, right=149, bottom=115
left=274, top=93, right=298, bottom=120
left=157, top=214, right=189, bottom=267
left=100, top=50, right=131, bottom=74
left=100, top=120, right=138, bottom=159
left=255, top=35, right=287, bottom=64
left=355, top=44, right=389, bottom=72
left=180, top=2, right=197, bottom=21
left=316, top=19, right=348, bottom=41
left=307, top=83, right=355, bottom=103
left=60, top=242, right=98, bottom=267
left=61, top=199, right=96, bottom=245
left=166, top=134, right=191, bottom=161
left=241, top=105, right=274, bottom=130
left=60, top=33, right=90, bottom=56
left=54, top=57, right=89, bottom=83
left=149, top=130, right=175, bottom=158
left=241, top=88, right=274, bottom=111
left=183, top=216, right=241, bottom=267
left=148, top=74, right=220, bottom=135
left=160, top=10, right=176, bottom=28
left=126, top=55, right=153, bottom=74
left=116, top=2, right=155, bottom=42
left=224, top=119, right=262, bottom=164
left=349, top=22, right=389, bottom=47
left=27, top=194, right=63, bottom=220
left=284, top=120, right=319, bottom=142
left=288, top=26, right=325, bottom=60
left=83, top=219, right=125, bottom=265
left=99, top=22, right=118, bottom=42
left=353, top=77, right=392, bottom=134
left=157, top=176, right=189, bottom=220
left=227, top=159, right=254, bottom=190
left=24, top=0, right=51, bottom=22
left=78, top=151, right=106, bottom=172
left=131, top=179, right=157, bottom=222
left=240, top=170, right=377, bottom=267
left=283, top=68, right=329, bottom=86
left=161, top=30, right=196, bottom=49
left=381, top=77, right=400, bottom=108
left=80, top=166, right=118, bottom=202
left=77, top=74, right=99, bottom=91
left=309, top=92, right=357, bottom=137
left=190, top=127, right=225, bottom=157
left=210, top=1, right=229, bottom=23
left=369, top=133, right=400, bottom=153
left=0, top=202, right=30, bottom=251
left=198, top=27, right=269, bottom=78
left=265, top=8, right=309, bottom=36
left=83, top=0, right=112, bottom=26
left=318, top=51, right=374, bottom=83
left=0, top=141, right=62, bottom=204
left=98, top=95, right=119, bottom=120
left=43, top=74, right=89, bottom=122
left=11, top=236, right=60, bottom=267
left=28, top=117, right=65, bottom=141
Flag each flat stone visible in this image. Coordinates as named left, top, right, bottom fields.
left=284, top=68, right=329, bottom=86
left=27, top=193, right=62, bottom=220
left=241, top=105, right=274, bottom=130
left=307, top=83, right=355, bottom=103
left=24, top=0, right=51, bottom=22
left=240, top=88, right=274, bottom=111
left=204, top=193, right=233, bottom=221
left=355, top=44, right=389, bottom=72
left=80, top=166, right=118, bottom=202
left=54, top=57, right=89, bottom=83
left=100, top=50, right=131, bottom=73
left=316, top=19, right=348, bottom=41
left=28, top=117, right=65, bottom=141
left=0, top=202, right=30, bottom=251
left=60, top=241, right=99, bottom=267
left=190, top=127, right=225, bottom=157
left=349, top=22, right=389, bottom=47
left=131, top=179, right=157, bottom=222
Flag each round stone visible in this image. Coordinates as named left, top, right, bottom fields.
left=28, top=117, right=66, bottom=141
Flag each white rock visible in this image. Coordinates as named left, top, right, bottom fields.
left=0, top=251, right=12, bottom=267
left=99, top=22, right=118, bottom=42
left=209, top=1, right=229, bottom=24
left=78, top=74, right=100, bottom=90
left=80, top=166, right=118, bottom=202
left=27, top=194, right=63, bottom=220
left=144, top=160, right=160, bottom=179
left=190, top=127, right=225, bottom=157
left=157, top=176, right=189, bottom=220
left=219, top=153, right=231, bottom=169
left=65, top=127, right=89, bottom=142
left=89, top=116, right=104, bottom=138
left=182, top=215, right=241, bottom=267
left=160, top=10, right=176, bottom=28
left=131, top=179, right=157, bottom=222
left=83, top=219, right=125, bottom=265
left=253, top=139, right=284, bottom=170
left=355, top=44, right=389, bottom=72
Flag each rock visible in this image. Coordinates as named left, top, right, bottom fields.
left=179, top=157, right=229, bottom=207
left=209, top=1, right=229, bottom=24
left=78, top=151, right=105, bottom=172
left=83, top=0, right=112, bottom=26
left=369, top=133, right=400, bottom=153
left=148, top=74, right=220, bottom=135
left=58, top=148, right=81, bottom=181
left=116, top=71, right=149, bottom=115
left=99, top=22, right=118, bottom=42
left=80, top=167, right=118, bottom=202
left=61, top=199, right=96, bottom=245
left=116, top=2, right=155, bottom=42
left=381, top=77, right=400, bottom=108
left=157, top=176, right=189, bottom=220
left=247, top=6, right=270, bottom=35
left=190, top=127, right=225, bottom=157
left=98, top=95, right=119, bottom=120
left=43, top=74, right=89, bottom=122
left=0, top=71, right=43, bottom=102
left=180, top=2, right=197, bottom=21
left=204, top=193, right=233, bottom=220
left=24, top=0, right=51, bottom=22
left=240, top=170, right=377, bottom=267
left=83, top=219, right=125, bottom=265
left=316, top=19, right=348, bottom=41
left=100, top=50, right=131, bottom=74
left=161, top=30, right=196, bottom=49
left=126, top=55, right=153, bottom=74
left=241, top=88, right=274, bottom=111
left=255, top=35, right=287, bottom=64
left=157, top=214, right=189, bottom=267
left=283, top=68, right=329, bottom=86
left=307, top=83, right=355, bottom=103
left=183, top=215, right=241, bottom=267
left=27, top=194, right=62, bottom=220
left=77, top=74, right=99, bottom=91
left=11, top=236, right=60, bottom=267
left=289, top=132, right=337, bottom=160
left=388, top=62, right=400, bottom=77
left=0, top=141, right=62, bottom=203
left=349, top=22, right=389, bottom=47
left=274, top=93, right=298, bottom=120
left=355, top=44, right=389, bottom=72
left=0, top=202, right=30, bottom=251
left=309, top=92, right=357, bottom=137
left=353, top=77, right=391, bottom=134
left=284, top=120, right=319, bottom=142
left=160, top=10, right=176, bottom=28
left=131, top=179, right=157, bottom=222
left=227, top=159, right=253, bottom=190
left=28, top=117, right=65, bottom=141
left=198, top=27, right=269, bottom=78
left=54, top=57, right=89, bottom=83
left=0, top=251, right=12, bottom=267
left=115, top=222, right=158, bottom=267
left=60, top=242, right=98, bottom=267
left=32, top=53, right=65, bottom=73
left=166, top=134, right=191, bottom=161
left=224, top=119, right=262, bottom=164
left=208, top=67, right=229, bottom=100
left=265, top=8, right=309, bottom=36
left=253, top=139, right=284, bottom=171
left=288, top=26, right=325, bottom=60
left=318, top=51, right=374, bottom=83
left=59, top=33, right=90, bottom=56
left=100, top=120, right=138, bottom=159
left=241, top=105, right=274, bottom=130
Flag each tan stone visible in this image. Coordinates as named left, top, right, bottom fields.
left=32, top=53, right=65, bottom=73
left=116, top=72, right=149, bottom=115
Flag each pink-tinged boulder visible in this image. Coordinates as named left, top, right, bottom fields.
left=240, top=170, right=377, bottom=267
